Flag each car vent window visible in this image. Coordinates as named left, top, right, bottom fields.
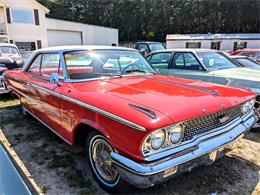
left=41, top=54, right=62, bottom=77
left=27, top=54, right=41, bottom=75
left=149, top=53, right=171, bottom=69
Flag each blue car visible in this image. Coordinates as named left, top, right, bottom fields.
left=0, top=143, right=32, bottom=195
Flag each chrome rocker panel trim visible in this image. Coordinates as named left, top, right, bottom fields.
left=111, top=112, right=257, bottom=189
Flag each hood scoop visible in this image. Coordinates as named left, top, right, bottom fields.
left=129, top=104, right=157, bottom=119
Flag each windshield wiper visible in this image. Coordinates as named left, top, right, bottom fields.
left=123, top=69, right=156, bottom=74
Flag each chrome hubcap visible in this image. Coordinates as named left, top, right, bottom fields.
left=91, top=138, right=118, bottom=182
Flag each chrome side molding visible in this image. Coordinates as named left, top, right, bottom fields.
left=11, top=84, right=147, bottom=132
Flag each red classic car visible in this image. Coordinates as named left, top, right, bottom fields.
left=3, top=46, right=258, bottom=192
left=231, top=48, right=260, bottom=63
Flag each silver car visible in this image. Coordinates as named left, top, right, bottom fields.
left=146, top=49, right=260, bottom=130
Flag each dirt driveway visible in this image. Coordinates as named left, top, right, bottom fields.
left=0, top=97, right=260, bottom=194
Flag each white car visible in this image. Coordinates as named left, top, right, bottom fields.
left=0, top=43, right=24, bottom=94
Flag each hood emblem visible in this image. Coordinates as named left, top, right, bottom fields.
left=220, top=104, right=225, bottom=108
left=201, top=108, right=206, bottom=113
left=219, top=114, right=230, bottom=123
left=129, top=104, right=157, bottom=119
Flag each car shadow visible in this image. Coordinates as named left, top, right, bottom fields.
left=133, top=155, right=259, bottom=194
left=244, top=131, right=260, bottom=143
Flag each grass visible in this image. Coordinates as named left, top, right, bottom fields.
left=47, top=155, right=75, bottom=169
left=0, top=96, right=20, bottom=108
left=40, top=186, right=48, bottom=193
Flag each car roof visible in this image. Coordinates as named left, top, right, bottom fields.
left=0, top=43, right=18, bottom=48
left=136, top=41, right=163, bottom=44
left=235, top=49, right=260, bottom=52
left=148, top=48, right=217, bottom=55
left=37, top=45, right=138, bottom=53
left=229, top=55, right=247, bottom=59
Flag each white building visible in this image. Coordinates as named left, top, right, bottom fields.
left=166, top=33, right=260, bottom=51
left=0, top=0, right=118, bottom=53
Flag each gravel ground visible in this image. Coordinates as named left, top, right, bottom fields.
left=0, top=96, right=260, bottom=195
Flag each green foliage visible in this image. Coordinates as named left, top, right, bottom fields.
left=37, top=0, right=260, bottom=42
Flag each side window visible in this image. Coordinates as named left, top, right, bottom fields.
left=171, top=52, right=202, bottom=71
left=137, top=44, right=148, bottom=52
left=41, top=53, right=61, bottom=77
left=27, top=54, right=42, bottom=74
left=149, top=53, right=171, bottom=69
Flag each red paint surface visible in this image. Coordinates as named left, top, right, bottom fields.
left=3, top=70, right=256, bottom=161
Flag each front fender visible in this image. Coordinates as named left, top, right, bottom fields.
left=71, top=118, right=110, bottom=143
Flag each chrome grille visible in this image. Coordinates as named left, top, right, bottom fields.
left=182, top=105, right=243, bottom=142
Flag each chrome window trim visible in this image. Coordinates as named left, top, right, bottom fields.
left=23, top=50, right=155, bottom=83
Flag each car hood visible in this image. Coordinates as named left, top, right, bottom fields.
left=212, top=67, right=260, bottom=94
left=213, top=67, right=260, bottom=81
left=76, top=74, right=254, bottom=127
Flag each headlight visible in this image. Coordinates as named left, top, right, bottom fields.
left=169, top=125, right=183, bottom=144
left=249, top=99, right=256, bottom=107
left=150, top=129, right=166, bottom=150
left=241, top=99, right=255, bottom=114
left=143, top=129, right=166, bottom=153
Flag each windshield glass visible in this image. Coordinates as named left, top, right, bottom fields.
left=64, top=50, right=156, bottom=80
left=196, top=51, right=239, bottom=70
left=0, top=46, right=19, bottom=56
left=149, top=43, right=165, bottom=51
left=235, top=58, right=260, bottom=69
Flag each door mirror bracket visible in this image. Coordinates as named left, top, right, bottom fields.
left=50, top=73, right=61, bottom=86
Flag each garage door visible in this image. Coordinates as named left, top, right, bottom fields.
left=47, top=30, right=82, bottom=47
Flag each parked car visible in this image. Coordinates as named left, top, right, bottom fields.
left=230, top=55, right=260, bottom=70
left=3, top=46, right=257, bottom=192
left=0, top=43, right=24, bottom=94
left=231, top=49, right=260, bottom=63
left=0, top=143, right=32, bottom=195
left=135, top=41, right=165, bottom=55
left=146, top=49, right=260, bottom=130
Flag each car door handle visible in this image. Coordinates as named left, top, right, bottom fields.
left=26, top=83, right=32, bottom=87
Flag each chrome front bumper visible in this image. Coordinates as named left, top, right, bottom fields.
left=111, top=111, right=257, bottom=189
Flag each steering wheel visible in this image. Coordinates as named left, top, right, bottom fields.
left=121, top=63, right=142, bottom=74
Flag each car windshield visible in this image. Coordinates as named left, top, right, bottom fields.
left=149, top=43, right=165, bottom=51
left=0, top=46, right=19, bottom=56
left=196, top=51, right=239, bottom=70
left=235, top=58, right=260, bottom=69
left=64, top=50, right=156, bottom=80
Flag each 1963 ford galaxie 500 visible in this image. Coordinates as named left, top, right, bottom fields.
left=146, top=49, right=260, bottom=130
left=3, top=46, right=258, bottom=192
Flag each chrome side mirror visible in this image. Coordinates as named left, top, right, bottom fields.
left=50, top=73, right=61, bottom=86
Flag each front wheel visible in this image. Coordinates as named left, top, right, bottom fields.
left=86, top=131, right=132, bottom=193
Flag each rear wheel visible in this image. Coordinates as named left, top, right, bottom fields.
left=86, top=131, right=132, bottom=193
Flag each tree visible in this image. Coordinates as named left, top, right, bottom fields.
left=37, top=0, right=260, bottom=42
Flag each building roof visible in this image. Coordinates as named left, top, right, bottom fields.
left=32, top=0, right=49, bottom=13
left=46, top=18, right=118, bottom=31
left=0, top=0, right=10, bottom=6
left=166, top=33, right=260, bottom=40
